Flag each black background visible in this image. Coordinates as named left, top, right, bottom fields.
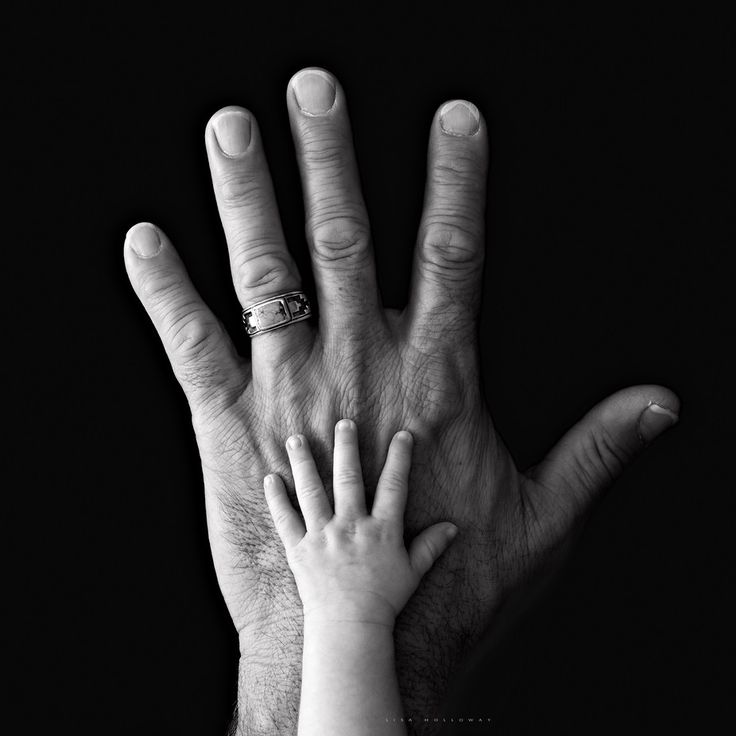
left=8, top=1, right=734, bottom=734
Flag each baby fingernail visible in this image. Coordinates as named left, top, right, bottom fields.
left=126, top=223, right=162, bottom=259
left=396, top=430, right=413, bottom=443
left=212, top=110, right=252, bottom=157
left=292, top=69, right=336, bottom=115
left=287, top=435, right=302, bottom=450
left=439, top=100, right=480, bottom=136
left=446, top=524, right=458, bottom=538
left=336, top=419, right=355, bottom=432
left=637, top=402, right=679, bottom=444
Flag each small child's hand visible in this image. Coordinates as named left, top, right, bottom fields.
left=264, top=419, right=458, bottom=627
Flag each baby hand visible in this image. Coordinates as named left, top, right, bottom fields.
left=264, top=420, right=458, bottom=627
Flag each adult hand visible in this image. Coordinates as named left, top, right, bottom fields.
left=124, top=67, right=679, bottom=735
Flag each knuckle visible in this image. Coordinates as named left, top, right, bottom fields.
left=272, top=509, right=293, bottom=529
left=335, top=468, right=363, bottom=487
left=298, top=482, right=323, bottom=500
left=310, top=217, right=371, bottom=264
left=379, top=468, right=405, bottom=490
left=337, top=518, right=359, bottom=537
left=302, top=132, right=346, bottom=167
left=168, top=309, right=219, bottom=362
left=593, top=426, right=630, bottom=478
left=431, top=153, right=483, bottom=186
left=421, top=537, right=438, bottom=560
left=295, top=474, right=323, bottom=499
left=219, top=171, right=261, bottom=208
left=237, top=252, right=293, bottom=293
left=400, top=348, right=477, bottom=429
left=576, top=427, right=630, bottom=490
left=161, top=309, right=232, bottom=399
left=420, top=222, right=482, bottom=277
left=139, top=265, right=185, bottom=303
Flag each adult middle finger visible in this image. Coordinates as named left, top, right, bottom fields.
left=286, top=68, right=383, bottom=339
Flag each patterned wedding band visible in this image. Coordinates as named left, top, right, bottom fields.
left=242, top=291, right=313, bottom=337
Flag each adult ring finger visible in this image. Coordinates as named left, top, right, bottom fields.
left=242, top=291, right=313, bottom=337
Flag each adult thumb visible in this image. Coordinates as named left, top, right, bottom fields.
left=529, top=385, right=680, bottom=522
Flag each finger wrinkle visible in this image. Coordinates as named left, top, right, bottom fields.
left=167, top=308, right=215, bottom=351
left=138, top=267, right=185, bottom=301
left=421, top=214, right=483, bottom=238
left=300, top=138, right=352, bottom=164
left=219, top=174, right=269, bottom=207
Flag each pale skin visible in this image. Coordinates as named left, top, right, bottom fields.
left=123, top=66, right=680, bottom=734
left=265, top=420, right=456, bottom=736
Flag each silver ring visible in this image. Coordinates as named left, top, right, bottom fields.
left=242, top=291, right=313, bottom=337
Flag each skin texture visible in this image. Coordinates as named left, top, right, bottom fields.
left=123, top=67, right=680, bottom=735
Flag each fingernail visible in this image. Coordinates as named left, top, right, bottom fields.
left=264, top=474, right=274, bottom=488
left=287, top=435, right=302, bottom=450
left=395, top=430, right=413, bottom=444
left=336, top=419, right=355, bottom=432
left=446, top=524, right=458, bottom=539
left=292, top=70, right=336, bottom=116
left=637, top=402, right=679, bottom=444
left=212, top=110, right=252, bottom=157
left=439, top=100, right=480, bottom=136
left=126, top=223, right=162, bottom=259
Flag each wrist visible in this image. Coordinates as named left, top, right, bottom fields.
left=302, top=615, right=398, bottom=677
left=233, top=654, right=301, bottom=736
left=302, top=592, right=398, bottom=629
left=233, top=615, right=303, bottom=735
